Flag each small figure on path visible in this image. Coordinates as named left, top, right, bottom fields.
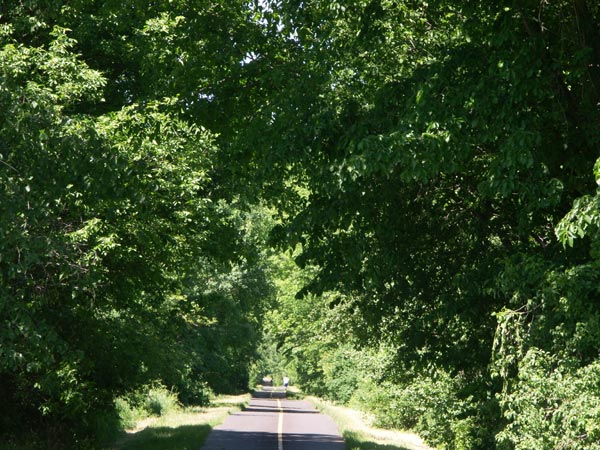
left=283, top=375, right=290, bottom=389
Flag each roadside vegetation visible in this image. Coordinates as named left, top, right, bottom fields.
left=109, top=393, right=248, bottom=450
left=307, top=394, right=433, bottom=450
left=3, top=1, right=600, bottom=449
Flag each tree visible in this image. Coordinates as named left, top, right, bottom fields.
left=235, top=1, right=600, bottom=448
left=0, top=6, right=274, bottom=444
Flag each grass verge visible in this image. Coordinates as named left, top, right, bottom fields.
left=283, top=385, right=305, bottom=400
left=306, top=395, right=435, bottom=450
left=106, top=393, right=249, bottom=450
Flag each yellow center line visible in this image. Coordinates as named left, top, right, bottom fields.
left=277, top=398, right=283, bottom=450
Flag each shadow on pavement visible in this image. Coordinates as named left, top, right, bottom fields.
left=252, top=390, right=286, bottom=399
left=202, top=430, right=344, bottom=450
left=242, top=406, right=319, bottom=414
left=116, top=424, right=212, bottom=450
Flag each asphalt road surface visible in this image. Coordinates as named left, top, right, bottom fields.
left=201, top=390, right=345, bottom=450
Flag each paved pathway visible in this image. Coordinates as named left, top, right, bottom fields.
left=201, top=390, right=345, bottom=450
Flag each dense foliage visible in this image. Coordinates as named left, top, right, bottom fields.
left=0, top=2, right=273, bottom=447
left=2, top=0, right=600, bottom=449
left=247, top=1, right=600, bottom=449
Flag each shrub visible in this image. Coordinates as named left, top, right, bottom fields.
left=143, top=384, right=180, bottom=416
left=321, top=346, right=363, bottom=404
left=496, top=348, right=600, bottom=450
left=178, top=378, right=213, bottom=406
left=115, top=397, right=140, bottom=430
left=174, top=366, right=214, bottom=406
left=363, top=381, right=420, bottom=430
left=353, top=371, right=490, bottom=450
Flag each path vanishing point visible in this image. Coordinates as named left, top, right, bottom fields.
left=201, top=387, right=345, bottom=450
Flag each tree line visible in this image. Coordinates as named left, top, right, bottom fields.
left=1, top=1, right=600, bottom=449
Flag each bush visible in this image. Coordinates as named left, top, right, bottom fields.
left=113, top=382, right=182, bottom=431
left=353, top=371, right=490, bottom=450
left=321, top=346, right=363, bottom=404
left=177, top=378, right=213, bottom=406
left=496, top=348, right=600, bottom=450
left=354, top=380, right=419, bottom=430
left=451, top=417, right=479, bottom=450
left=174, top=366, right=214, bottom=406
left=115, top=397, right=141, bottom=430
left=143, top=384, right=180, bottom=416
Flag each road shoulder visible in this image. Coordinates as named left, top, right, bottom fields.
left=306, top=396, right=435, bottom=450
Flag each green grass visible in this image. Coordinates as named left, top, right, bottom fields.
left=107, top=394, right=249, bottom=450
left=305, top=395, right=434, bottom=450
left=343, top=431, right=418, bottom=450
